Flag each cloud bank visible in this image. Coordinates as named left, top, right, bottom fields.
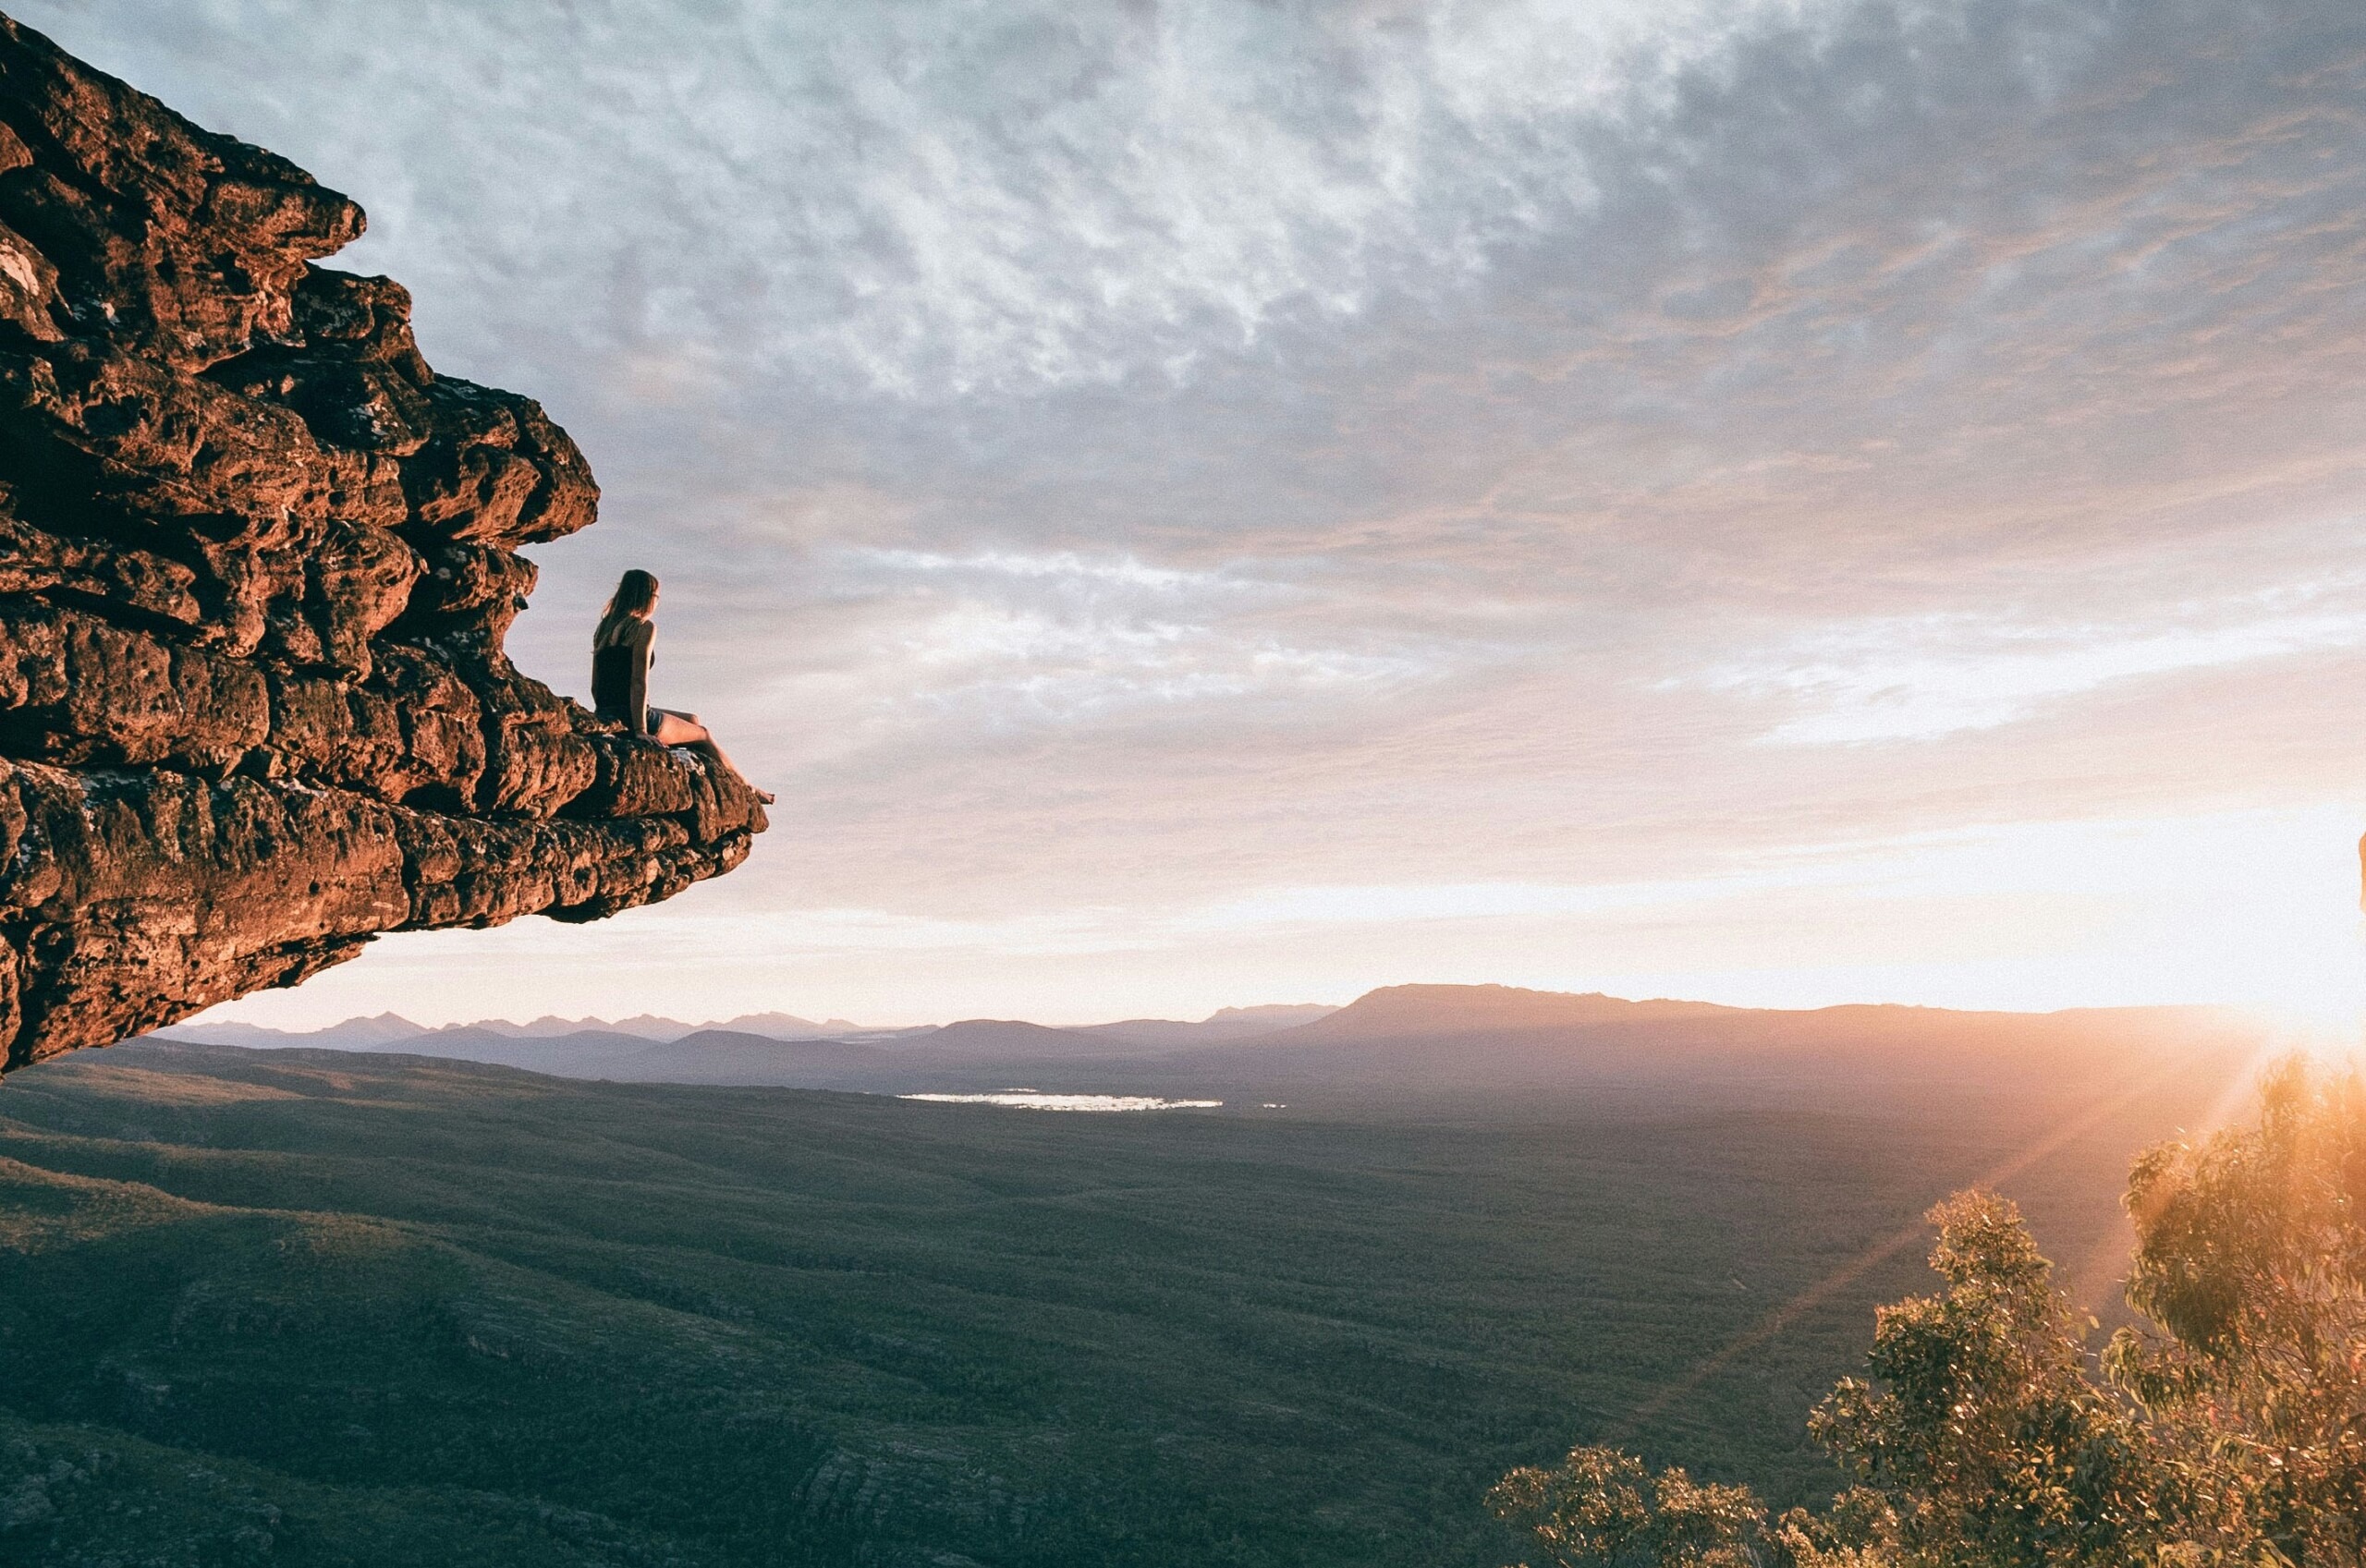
left=35, top=0, right=2366, bottom=1021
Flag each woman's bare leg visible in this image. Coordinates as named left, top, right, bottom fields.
left=651, top=709, right=774, bottom=803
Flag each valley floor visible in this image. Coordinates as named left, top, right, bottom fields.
left=0, top=1040, right=2246, bottom=1566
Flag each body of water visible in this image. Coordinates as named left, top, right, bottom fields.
left=898, top=1092, right=1225, bottom=1112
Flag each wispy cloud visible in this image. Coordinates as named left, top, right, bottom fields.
left=1698, top=574, right=2366, bottom=744
left=43, top=0, right=2366, bottom=1019
left=88, top=0, right=1846, bottom=396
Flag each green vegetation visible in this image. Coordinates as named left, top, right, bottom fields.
left=0, top=1039, right=2241, bottom=1565
left=1492, top=1060, right=2366, bottom=1568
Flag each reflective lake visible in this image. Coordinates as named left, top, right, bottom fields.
left=898, top=1091, right=1225, bottom=1112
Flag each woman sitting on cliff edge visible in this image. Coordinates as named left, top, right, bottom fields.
left=592, top=569, right=774, bottom=804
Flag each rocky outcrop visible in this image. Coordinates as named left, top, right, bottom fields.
left=0, top=18, right=765, bottom=1070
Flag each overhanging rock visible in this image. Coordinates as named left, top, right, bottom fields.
left=0, top=17, right=766, bottom=1069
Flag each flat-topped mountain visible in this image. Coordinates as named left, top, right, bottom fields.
left=0, top=18, right=764, bottom=1070
left=1199, top=983, right=2261, bottom=1105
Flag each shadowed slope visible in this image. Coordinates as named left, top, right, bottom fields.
left=0, top=1037, right=2252, bottom=1564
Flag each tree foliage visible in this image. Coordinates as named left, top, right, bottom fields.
left=1492, top=1059, right=2366, bottom=1568
left=2107, top=1061, right=2366, bottom=1565
left=1487, top=1445, right=1770, bottom=1568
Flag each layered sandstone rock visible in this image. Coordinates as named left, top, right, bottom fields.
left=0, top=18, right=765, bottom=1069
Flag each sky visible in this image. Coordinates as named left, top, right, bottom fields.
left=39, top=0, right=2366, bottom=1027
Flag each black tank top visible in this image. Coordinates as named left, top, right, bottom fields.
left=591, top=639, right=639, bottom=722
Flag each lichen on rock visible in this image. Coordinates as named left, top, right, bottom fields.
left=0, top=17, right=766, bottom=1070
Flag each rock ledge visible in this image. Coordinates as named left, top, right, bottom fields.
left=0, top=18, right=765, bottom=1069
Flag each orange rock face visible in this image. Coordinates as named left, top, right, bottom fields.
left=0, top=18, right=765, bottom=1068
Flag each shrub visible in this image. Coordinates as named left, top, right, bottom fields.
left=1492, top=1060, right=2366, bottom=1568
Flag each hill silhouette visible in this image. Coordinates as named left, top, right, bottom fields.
left=162, top=1009, right=865, bottom=1050
left=160, top=985, right=2269, bottom=1121
left=909, top=1018, right=1137, bottom=1058
left=1282, top=984, right=1738, bottom=1040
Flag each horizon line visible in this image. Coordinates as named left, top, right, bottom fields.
left=161, top=981, right=2291, bottom=1042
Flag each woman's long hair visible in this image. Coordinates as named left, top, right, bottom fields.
left=594, top=569, right=659, bottom=649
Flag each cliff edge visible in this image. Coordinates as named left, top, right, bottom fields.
left=0, top=18, right=766, bottom=1070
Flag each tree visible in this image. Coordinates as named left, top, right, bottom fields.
left=1487, top=1445, right=1771, bottom=1568
left=1807, top=1190, right=2165, bottom=1566
left=2106, top=1060, right=2366, bottom=1565
left=1490, top=1060, right=2366, bottom=1568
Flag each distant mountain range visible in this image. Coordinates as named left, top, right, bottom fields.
left=149, top=985, right=2269, bottom=1119
left=157, top=1009, right=876, bottom=1048
left=156, top=1002, right=1341, bottom=1053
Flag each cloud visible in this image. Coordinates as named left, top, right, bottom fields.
left=31, top=0, right=2366, bottom=1016
left=816, top=546, right=1456, bottom=735
left=68, top=0, right=1852, bottom=396
left=1697, top=571, right=2366, bottom=744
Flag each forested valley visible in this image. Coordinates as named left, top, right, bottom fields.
left=0, top=994, right=2279, bottom=1567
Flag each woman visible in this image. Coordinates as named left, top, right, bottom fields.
left=592, top=569, right=773, bottom=802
